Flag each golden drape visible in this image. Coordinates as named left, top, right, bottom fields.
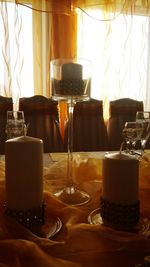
left=15, top=0, right=150, bottom=15
left=49, top=13, right=77, bottom=138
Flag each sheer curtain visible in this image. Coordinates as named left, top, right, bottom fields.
left=0, top=1, right=33, bottom=109
left=77, top=8, right=150, bottom=118
left=0, top=0, right=77, bottom=106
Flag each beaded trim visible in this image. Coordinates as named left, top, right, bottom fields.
left=100, top=197, right=140, bottom=230
left=5, top=203, right=45, bottom=229
left=54, top=79, right=85, bottom=95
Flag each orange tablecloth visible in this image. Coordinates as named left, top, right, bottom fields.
left=0, top=152, right=150, bottom=267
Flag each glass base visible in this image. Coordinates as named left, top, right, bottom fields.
left=54, top=187, right=91, bottom=206
left=34, top=216, right=62, bottom=239
left=52, top=95, right=90, bottom=103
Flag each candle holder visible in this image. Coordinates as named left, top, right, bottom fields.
left=51, top=58, right=91, bottom=206
left=5, top=111, right=26, bottom=139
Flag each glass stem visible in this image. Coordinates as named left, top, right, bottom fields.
left=119, top=141, right=124, bottom=154
left=141, top=139, right=146, bottom=153
left=66, top=100, right=75, bottom=193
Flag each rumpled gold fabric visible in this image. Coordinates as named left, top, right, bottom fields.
left=0, top=152, right=150, bottom=267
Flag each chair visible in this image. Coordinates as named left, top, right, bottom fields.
left=64, top=99, right=108, bottom=152
left=19, top=95, right=64, bottom=153
left=107, top=98, right=144, bottom=151
left=0, top=96, right=13, bottom=154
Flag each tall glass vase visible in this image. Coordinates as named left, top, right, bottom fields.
left=50, top=58, right=91, bottom=205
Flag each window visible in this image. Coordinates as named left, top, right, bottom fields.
left=0, top=2, right=33, bottom=105
left=77, top=8, right=150, bottom=112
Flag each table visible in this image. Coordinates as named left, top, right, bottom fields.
left=0, top=151, right=150, bottom=267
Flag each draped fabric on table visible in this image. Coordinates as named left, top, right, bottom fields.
left=0, top=0, right=150, bottom=129
left=0, top=152, right=150, bottom=266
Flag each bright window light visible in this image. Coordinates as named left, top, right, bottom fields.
left=77, top=9, right=149, bottom=109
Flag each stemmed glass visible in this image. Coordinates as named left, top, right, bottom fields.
left=5, top=111, right=26, bottom=139
left=51, top=58, right=91, bottom=205
left=120, top=121, right=143, bottom=154
left=136, top=111, right=150, bottom=154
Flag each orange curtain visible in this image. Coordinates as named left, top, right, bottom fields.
left=50, top=13, right=77, bottom=60
left=50, top=13, right=77, bottom=140
left=32, top=2, right=77, bottom=139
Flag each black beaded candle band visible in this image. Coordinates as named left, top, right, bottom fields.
left=5, top=203, right=45, bottom=230
left=53, top=79, right=85, bottom=95
left=100, top=197, right=140, bottom=231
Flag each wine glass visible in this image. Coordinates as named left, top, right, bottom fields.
left=121, top=121, right=143, bottom=154
left=136, top=111, right=150, bottom=153
left=50, top=58, right=91, bottom=205
left=5, top=111, right=26, bottom=139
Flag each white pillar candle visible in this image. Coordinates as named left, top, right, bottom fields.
left=5, top=136, right=43, bottom=211
left=102, top=153, right=139, bottom=205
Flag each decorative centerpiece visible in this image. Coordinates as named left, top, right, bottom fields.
left=5, top=136, right=44, bottom=230
left=51, top=59, right=90, bottom=102
left=100, top=152, right=140, bottom=231
left=51, top=58, right=91, bottom=206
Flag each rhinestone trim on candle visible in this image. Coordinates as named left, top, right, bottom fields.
left=53, top=79, right=85, bottom=95
left=100, top=197, right=140, bottom=230
left=5, top=203, right=45, bottom=229
left=60, top=79, right=84, bottom=94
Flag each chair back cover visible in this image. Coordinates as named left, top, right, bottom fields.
left=64, top=99, right=108, bottom=152
left=107, top=98, right=144, bottom=150
left=19, top=95, right=63, bottom=153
